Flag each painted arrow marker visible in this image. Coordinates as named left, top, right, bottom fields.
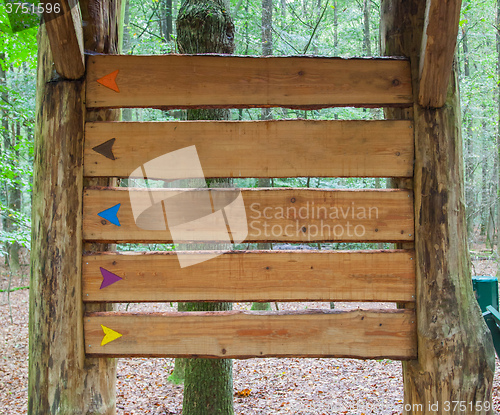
left=99, top=267, right=123, bottom=289
left=92, top=138, right=116, bottom=160
left=96, top=69, right=120, bottom=93
left=100, top=325, right=122, bottom=346
left=97, top=203, right=121, bottom=227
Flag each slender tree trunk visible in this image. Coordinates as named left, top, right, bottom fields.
left=487, top=153, right=497, bottom=250
left=4, top=73, right=22, bottom=275
left=244, top=0, right=250, bottom=55
left=497, top=0, right=500, bottom=264
left=362, top=0, right=371, bottom=56
left=464, top=116, right=475, bottom=240
left=0, top=60, right=18, bottom=273
left=333, top=1, right=338, bottom=53
left=166, top=0, right=173, bottom=41
left=262, top=0, right=272, bottom=56
left=121, top=0, right=133, bottom=127
left=7, top=120, right=21, bottom=274
left=176, top=1, right=235, bottom=413
left=481, top=119, right=489, bottom=236
left=159, top=0, right=173, bottom=42
left=29, top=2, right=123, bottom=413
left=280, top=0, right=286, bottom=18
left=123, top=0, right=131, bottom=53
left=381, top=1, right=495, bottom=413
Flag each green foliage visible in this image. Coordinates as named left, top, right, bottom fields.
left=0, top=21, right=36, bottom=257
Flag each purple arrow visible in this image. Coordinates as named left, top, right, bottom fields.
left=99, top=267, right=123, bottom=289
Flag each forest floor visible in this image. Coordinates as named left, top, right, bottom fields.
left=1, top=255, right=500, bottom=414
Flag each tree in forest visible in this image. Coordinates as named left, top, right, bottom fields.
left=28, top=1, right=122, bottom=413
left=381, top=0, right=495, bottom=410
left=0, top=57, right=22, bottom=275
left=174, top=0, right=235, bottom=413
left=497, top=0, right=500, bottom=265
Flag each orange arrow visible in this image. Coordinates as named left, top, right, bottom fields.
left=97, top=70, right=120, bottom=93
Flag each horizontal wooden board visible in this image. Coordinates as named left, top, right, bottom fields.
left=86, top=55, right=412, bottom=108
left=84, top=120, right=414, bottom=179
left=83, top=188, right=414, bottom=243
left=82, top=249, right=415, bottom=303
left=84, top=309, right=417, bottom=359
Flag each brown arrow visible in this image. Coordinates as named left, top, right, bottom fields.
left=92, top=138, right=116, bottom=160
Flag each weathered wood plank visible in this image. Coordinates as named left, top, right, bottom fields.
left=84, top=309, right=417, bottom=359
left=82, top=249, right=415, bottom=303
left=83, top=188, right=414, bottom=243
left=418, top=0, right=462, bottom=108
left=44, top=0, right=85, bottom=79
left=84, top=120, right=414, bottom=178
left=86, top=55, right=412, bottom=108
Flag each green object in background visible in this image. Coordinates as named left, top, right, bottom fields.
left=472, top=275, right=499, bottom=313
left=483, top=306, right=500, bottom=359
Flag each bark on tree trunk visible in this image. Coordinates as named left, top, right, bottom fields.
left=381, top=1, right=495, bottom=413
left=29, top=2, right=122, bottom=413
left=29, top=29, right=102, bottom=415
left=175, top=1, right=235, bottom=413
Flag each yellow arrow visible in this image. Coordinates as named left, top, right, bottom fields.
left=96, top=70, right=120, bottom=93
left=100, top=324, right=122, bottom=346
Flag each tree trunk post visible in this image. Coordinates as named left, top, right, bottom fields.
left=29, top=2, right=122, bottom=413
left=381, top=1, right=495, bottom=413
left=175, top=1, right=235, bottom=413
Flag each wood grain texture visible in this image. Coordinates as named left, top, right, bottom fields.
left=86, top=55, right=412, bottom=109
left=83, top=187, right=414, bottom=243
left=418, top=0, right=462, bottom=108
left=29, top=27, right=87, bottom=415
left=84, top=120, right=414, bottom=178
left=82, top=249, right=415, bottom=303
left=44, top=0, right=85, bottom=79
left=381, top=0, right=495, bottom=408
left=84, top=309, right=417, bottom=359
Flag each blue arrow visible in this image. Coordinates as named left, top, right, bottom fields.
left=98, top=203, right=121, bottom=226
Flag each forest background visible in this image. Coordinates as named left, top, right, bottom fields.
left=0, top=0, right=497, bottom=273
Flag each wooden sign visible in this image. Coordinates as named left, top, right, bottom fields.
left=86, top=55, right=412, bottom=109
left=85, top=309, right=417, bottom=360
left=82, top=250, right=415, bottom=303
left=84, top=120, right=414, bottom=179
left=83, top=188, right=414, bottom=243
left=81, top=53, right=417, bottom=362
